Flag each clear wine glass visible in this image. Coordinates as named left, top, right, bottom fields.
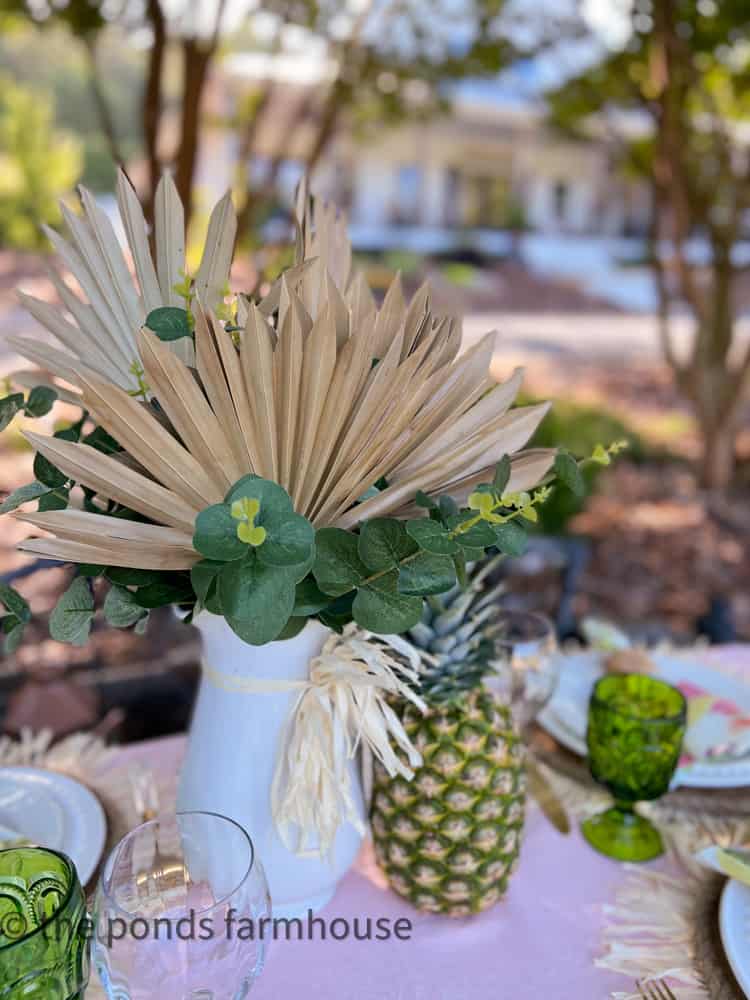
left=93, top=811, right=270, bottom=1000
left=486, top=610, right=559, bottom=732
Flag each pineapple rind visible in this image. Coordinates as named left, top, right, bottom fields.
left=371, top=691, right=525, bottom=917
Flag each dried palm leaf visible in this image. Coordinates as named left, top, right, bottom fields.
left=17, top=169, right=236, bottom=393
left=13, top=183, right=554, bottom=570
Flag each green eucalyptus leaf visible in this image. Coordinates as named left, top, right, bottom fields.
left=225, top=475, right=293, bottom=518
left=398, top=551, right=456, bottom=596
left=219, top=553, right=296, bottom=645
left=4, top=620, right=25, bottom=655
left=406, top=518, right=459, bottom=555
left=353, top=572, right=423, bottom=634
left=0, top=481, right=51, bottom=514
left=293, top=577, right=331, bottom=616
left=493, top=521, right=528, bottom=557
left=313, top=527, right=368, bottom=597
left=256, top=512, right=314, bottom=570
left=316, top=591, right=355, bottom=632
left=49, top=577, right=94, bottom=646
left=83, top=427, right=121, bottom=455
left=145, top=306, right=193, bottom=341
left=358, top=518, right=417, bottom=572
left=24, top=386, right=57, bottom=418
left=0, top=583, right=31, bottom=623
left=554, top=451, right=585, bottom=497
left=191, top=559, right=223, bottom=614
left=33, top=451, right=68, bottom=489
left=493, top=454, right=511, bottom=494
left=0, top=393, right=24, bottom=431
left=277, top=616, right=307, bottom=640
left=438, top=495, right=458, bottom=522
left=193, top=503, right=247, bottom=562
left=317, top=612, right=344, bottom=634
left=134, top=614, right=150, bottom=635
left=414, top=490, right=437, bottom=510
left=76, top=564, right=105, bottom=578
left=38, top=489, right=69, bottom=512
left=134, top=580, right=194, bottom=609
left=54, top=418, right=85, bottom=444
left=104, top=585, right=147, bottom=628
left=357, top=484, right=382, bottom=502
left=105, top=567, right=161, bottom=587
left=446, top=515, right=496, bottom=550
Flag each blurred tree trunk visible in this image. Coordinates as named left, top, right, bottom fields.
left=174, top=38, right=214, bottom=226
left=649, top=0, right=749, bottom=490
left=142, top=0, right=166, bottom=224
left=83, top=34, right=124, bottom=168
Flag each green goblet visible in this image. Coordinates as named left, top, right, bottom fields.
left=0, top=847, right=90, bottom=999
left=581, top=673, right=686, bottom=862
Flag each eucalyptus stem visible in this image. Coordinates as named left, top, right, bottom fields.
left=359, top=503, right=527, bottom=588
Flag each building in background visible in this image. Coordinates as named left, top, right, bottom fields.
left=205, top=53, right=652, bottom=253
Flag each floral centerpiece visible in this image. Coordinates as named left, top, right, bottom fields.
left=0, top=173, right=617, bottom=914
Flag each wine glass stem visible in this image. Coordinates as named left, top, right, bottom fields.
left=613, top=799, right=635, bottom=816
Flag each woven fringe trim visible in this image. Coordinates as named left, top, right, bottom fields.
left=0, top=727, right=114, bottom=775
left=537, top=761, right=750, bottom=1000
left=597, top=866, right=709, bottom=1000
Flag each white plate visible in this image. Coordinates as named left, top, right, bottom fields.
left=537, top=650, right=750, bottom=788
left=0, top=767, right=106, bottom=885
left=720, top=879, right=750, bottom=997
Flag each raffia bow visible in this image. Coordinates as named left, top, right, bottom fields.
left=202, top=625, right=426, bottom=859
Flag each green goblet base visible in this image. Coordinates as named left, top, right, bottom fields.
left=581, top=806, right=664, bottom=862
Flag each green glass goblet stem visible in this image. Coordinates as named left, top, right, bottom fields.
left=0, top=847, right=90, bottom=999
left=581, top=673, right=687, bottom=862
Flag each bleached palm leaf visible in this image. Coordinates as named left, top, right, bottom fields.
left=14, top=183, right=553, bottom=570
left=16, top=169, right=236, bottom=392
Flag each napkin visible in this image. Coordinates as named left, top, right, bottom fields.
left=695, top=845, right=750, bottom=887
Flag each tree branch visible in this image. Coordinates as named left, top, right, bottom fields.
left=173, top=0, right=229, bottom=227
left=83, top=33, right=124, bottom=168
left=143, top=0, right=167, bottom=222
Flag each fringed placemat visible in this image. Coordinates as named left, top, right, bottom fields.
left=533, top=746, right=750, bottom=1000
left=597, top=819, right=749, bottom=1000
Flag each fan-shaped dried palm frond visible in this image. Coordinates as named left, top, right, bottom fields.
left=14, top=184, right=554, bottom=571
left=9, top=171, right=236, bottom=392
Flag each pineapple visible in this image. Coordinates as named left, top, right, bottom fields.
left=370, top=558, right=526, bottom=917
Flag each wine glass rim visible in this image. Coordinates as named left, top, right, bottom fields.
left=0, top=846, right=78, bottom=952
left=99, top=810, right=256, bottom=919
left=591, top=673, right=687, bottom=723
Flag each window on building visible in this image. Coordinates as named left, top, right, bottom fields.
left=393, top=165, right=423, bottom=224
left=554, top=181, right=568, bottom=223
left=444, top=168, right=461, bottom=227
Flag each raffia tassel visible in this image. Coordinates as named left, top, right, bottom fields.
left=599, top=866, right=710, bottom=1000
left=266, top=626, right=426, bottom=859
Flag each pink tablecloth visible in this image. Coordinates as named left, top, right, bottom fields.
left=104, top=646, right=750, bottom=999
left=110, top=736, right=630, bottom=1000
